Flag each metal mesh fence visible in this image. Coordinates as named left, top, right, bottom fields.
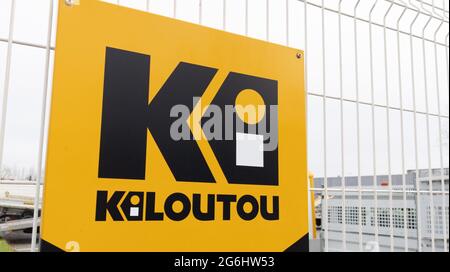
left=0, top=0, right=448, bottom=252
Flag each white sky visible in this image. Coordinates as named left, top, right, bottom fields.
left=0, top=0, right=448, bottom=179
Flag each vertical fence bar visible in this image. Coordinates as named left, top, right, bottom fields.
left=266, top=0, right=270, bottom=41
left=245, top=0, right=249, bottom=36
left=419, top=0, right=436, bottom=252
left=431, top=0, right=448, bottom=253
left=198, top=0, right=202, bottom=24
left=443, top=0, right=450, bottom=253
left=286, top=0, right=289, bottom=46
left=31, top=0, right=54, bottom=252
left=396, top=0, right=409, bottom=252
left=0, top=0, right=16, bottom=176
left=446, top=0, right=449, bottom=94
left=173, top=0, right=177, bottom=18
left=146, top=0, right=150, bottom=12
left=320, top=0, right=329, bottom=252
left=337, top=0, right=347, bottom=252
left=303, top=0, right=314, bottom=248
left=223, top=0, right=226, bottom=30
left=408, top=0, right=423, bottom=252
left=382, top=2, right=395, bottom=252
left=353, top=0, right=364, bottom=252
left=444, top=1, right=449, bottom=91
left=369, top=0, right=380, bottom=250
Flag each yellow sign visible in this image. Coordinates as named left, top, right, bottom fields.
left=41, top=0, right=308, bottom=252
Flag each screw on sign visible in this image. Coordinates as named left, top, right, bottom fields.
left=65, top=0, right=80, bottom=6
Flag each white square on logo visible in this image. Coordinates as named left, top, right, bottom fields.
left=130, top=207, right=139, bottom=217
left=236, top=132, right=264, bottom=168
